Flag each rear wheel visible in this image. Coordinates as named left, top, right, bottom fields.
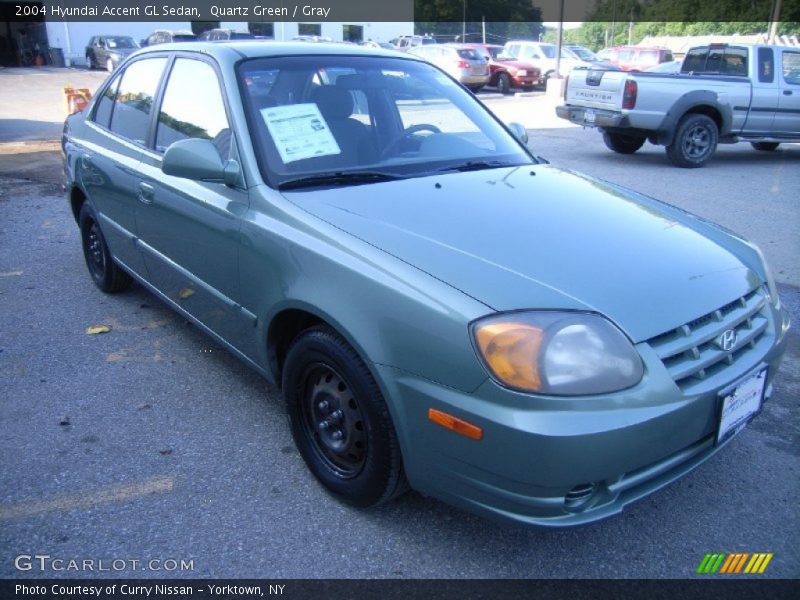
left=666, top=113, right=718, bottom=168
left=78, top=203, right=132, bottom=293
left=751, top=142, right=779, bottom=152
left=602, top=132, right=646, bottom=154
left=496, top=72, right=512, bottom=95
left=282, top=326, right=408, bottom=507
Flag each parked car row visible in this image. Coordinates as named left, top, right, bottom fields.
left=87, top=29, right=260, bottom=71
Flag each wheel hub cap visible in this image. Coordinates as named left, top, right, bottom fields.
left=303, top=365, right=367, bottom=476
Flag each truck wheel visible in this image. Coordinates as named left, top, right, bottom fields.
left=497, top=73, right=512, bottom=95
left=751, top=142, right=779, bottom=152
left=602, top=132, right=646, bottom=154
left=666, top=113, right=718, bottom=168
left=282, top=325, right=408, bottom=507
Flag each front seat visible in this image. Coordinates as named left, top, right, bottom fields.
left=310, top=86, right=375, bottom=166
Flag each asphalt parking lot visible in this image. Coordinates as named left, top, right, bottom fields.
left=1, top=67, right=799, bottom=579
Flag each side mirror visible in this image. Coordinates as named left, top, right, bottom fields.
left=162, top=138, right=240, bottom=186
left=507, top=122, right=528, bottom=145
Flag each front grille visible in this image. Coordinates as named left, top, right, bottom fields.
left=647, top=287, right=770, bottom=393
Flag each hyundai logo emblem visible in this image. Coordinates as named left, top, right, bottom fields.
left=717, top=329, right=737, bottom=352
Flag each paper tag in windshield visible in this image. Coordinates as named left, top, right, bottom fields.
left=260, top=103, right=341, bottom=163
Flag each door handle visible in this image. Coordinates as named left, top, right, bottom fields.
left=138, top=181, right=155, bottom=204
left=783, top=90, right=793, bottom=96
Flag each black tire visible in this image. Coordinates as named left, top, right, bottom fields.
left=282, top=326, right=407, bottom=507
left=666, top=113, right=718, bottom=168
left=751, top=142, right=779, bottom=152
left=78, top=203, right=132, bottom=293
left=602, top=132, right=646, bottom=154
left=497, top=72, right=512, bottom=95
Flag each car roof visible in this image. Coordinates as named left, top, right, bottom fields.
left=133, top=40, right=409, bottom=61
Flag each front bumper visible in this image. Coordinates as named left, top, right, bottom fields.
left=377, top=303, right=790, bottom=527
left=511, top=74, right=540, bottom=87
left=556, top=104, right=630, bottom=129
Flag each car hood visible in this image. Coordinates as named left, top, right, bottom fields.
left=284, top=166, right=758, bottom=342
left=494, top=59, right=537, bottom=71
left=110, top=47, right=137, bottom=56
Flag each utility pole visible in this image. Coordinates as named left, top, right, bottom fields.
left=769, top=0, right=782, bottom=43
left=628, top=7, right=634, bottom=46
left=462, top=1, right=466, bottom=42
left=482, top=16, right=485, bottom=44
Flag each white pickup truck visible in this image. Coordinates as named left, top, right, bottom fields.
left=556, top=43, right=800, bottom=167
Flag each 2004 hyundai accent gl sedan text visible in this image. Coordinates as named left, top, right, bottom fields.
left=62, top=42, right=790, bottom=526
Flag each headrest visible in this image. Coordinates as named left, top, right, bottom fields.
left=310, top=86, right=354, bottom=120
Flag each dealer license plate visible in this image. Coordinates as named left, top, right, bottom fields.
left=716, top=368, right=766, bottom=445
left=584, top=109, right=596, bottom=124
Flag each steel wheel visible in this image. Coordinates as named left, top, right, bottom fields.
left=300, top=363, right=367, bottom=477
left=282, top=325, right=408, bottom=507
left=78, top=203, right=132, bottom=293
left=83, top=221, right=106, bottom=280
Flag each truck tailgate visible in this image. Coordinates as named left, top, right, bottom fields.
left=566, top=69, right=627, bottom=111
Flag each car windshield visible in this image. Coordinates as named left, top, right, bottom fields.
left=540, top=45, right=556, bottom=59
left=569, top=46, right=595, bottom=60
left=106, top=36, right=137, bottom=49
left=487, top=47, right=502, bottom=59
left=239, top=55, right=532, bottom=189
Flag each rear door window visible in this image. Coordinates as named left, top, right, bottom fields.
left=93, top=72, right=122, bottom=129
left=758, top=47, right=775, bottom=82
left=683, top=47, right=708, bottom=72
left=109, top=57, right=167, bottom=145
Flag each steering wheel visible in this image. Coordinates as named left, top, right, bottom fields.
left=380, top=123, right=442, bottom=159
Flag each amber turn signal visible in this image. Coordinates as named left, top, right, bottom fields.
left=428, top=408, right=483, bottom=440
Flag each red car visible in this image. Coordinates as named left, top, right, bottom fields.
left=595, top=46, right=674, bottom=72
left=464, top=43, right=542, bottom=93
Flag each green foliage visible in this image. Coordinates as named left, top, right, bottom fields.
left=414, top=0, right=543, bottom=42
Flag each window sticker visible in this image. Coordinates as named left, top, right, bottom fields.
left=260, top=103, right=341, bottom=163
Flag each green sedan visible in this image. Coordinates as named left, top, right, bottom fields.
left=62, top=41, right=790, bottom=526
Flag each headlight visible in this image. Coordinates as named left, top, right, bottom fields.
left=471, top=312, right=644, bottom=395
left=755, top=247, right=781, bottom=309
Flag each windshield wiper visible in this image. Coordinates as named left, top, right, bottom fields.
left=278, top=171, right=404, bottom=190
left=437, top=160, right=518, bottom=173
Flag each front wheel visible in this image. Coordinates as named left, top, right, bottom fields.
left=666, top=113, right=719, bottom=168
left=602, top=132, right=646, bottom=154
left=751, top=142, right=779, bottom=152
left=496, top=72, right=512, bottom=95
left=78, top=203, right=132, bottom=293
left=282, top=326, right=408, bottom=507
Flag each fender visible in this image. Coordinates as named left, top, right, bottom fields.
left=656, top=90, right=733, bottom=146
